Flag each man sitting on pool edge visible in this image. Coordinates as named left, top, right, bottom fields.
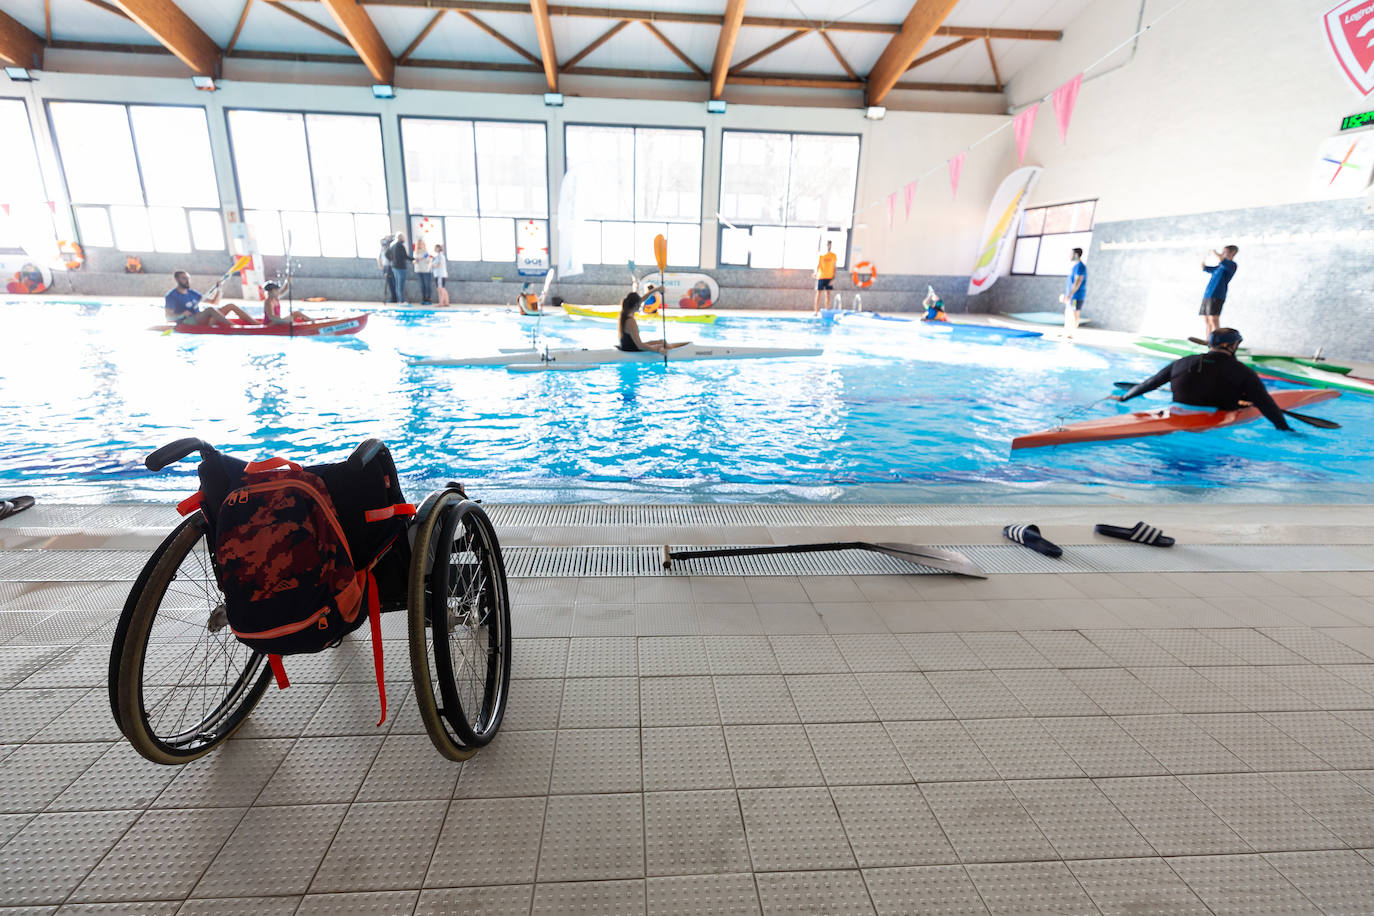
left=1111, top=327, right=1291, bottom=431
left=164, top=270, right=255, bottom=327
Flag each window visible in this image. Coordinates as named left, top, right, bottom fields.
left=0, top=99, right=56, bottom=254
left=718, top=130, right=859, bottom=270
left=401, top=117, right=548, bottom=263
left=564, top=124, right=703, bottom=268
left=48, top=102, right=223, bottom=253
left=227, top=109, right=389, bottom=258
left=1012, top=199, right=1096, bottom=276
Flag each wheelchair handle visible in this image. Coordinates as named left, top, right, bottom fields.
left=146, top=438, right=214, bottom=472
left=347, top=438, right=385, bottom=469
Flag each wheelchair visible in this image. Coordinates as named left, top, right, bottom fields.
left=107, top=438, right=512, bottom=764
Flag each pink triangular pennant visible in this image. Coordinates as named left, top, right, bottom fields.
left=886, top=192, right=896, bottom=229
left=1052, top=73, right=1083, bottom=144
left=1012, top=104, right=1038, bottom=165
left=903, top=180, right=917, bottom=219
left=948, top=152, right=966, bottom=198
left=0, top=204, right=8, bottom=217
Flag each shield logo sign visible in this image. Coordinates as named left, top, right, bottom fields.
left=1326, top=0, right=1374, bottom=95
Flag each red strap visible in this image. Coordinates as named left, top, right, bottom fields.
left=365, top=569, right=387, bottom=726
left=244, top=456, right=303, bottom=473
left=267, top=654, right=290, bottom=690
left=176, top=491, right=203, bottom=517
left=364, top=503, right=417, bottom=523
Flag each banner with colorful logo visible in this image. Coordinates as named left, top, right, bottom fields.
left=1325, top=0, right=1374, bottom=96
left=966, top=166, right=1041, bottom=296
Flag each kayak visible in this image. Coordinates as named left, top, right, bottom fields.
left=158, top=315, right=368, bottom=337
left=1011, top=388, right=1339, bottom=450
left=411, top=342, right=822, bottom=368
left=824, top=310, right=1041, bottom=340
left=1002, top=311, right=1091, bottom=326
left=562, top=303, right=716, bottom=324
left=1134, top=338, right=1369, bottom=395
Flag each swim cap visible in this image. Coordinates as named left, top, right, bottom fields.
left=264, top=281, right=280, bottom=292
left=1209, top=328, right=1243, bottom=347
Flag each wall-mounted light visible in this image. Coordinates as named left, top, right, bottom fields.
left=543, top=92, right=564, bottom=107
left=706, top=99, right=726, bottom=115
left=864, top=105, right=886, bottom=121
left=191, top=75, right=216, bottom=91
left=372, top=84, right=396, bottom=99
left=4, top=67, right=35, bottom=81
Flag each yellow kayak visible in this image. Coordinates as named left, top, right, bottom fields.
left=561, top=303, right=717, bottom=324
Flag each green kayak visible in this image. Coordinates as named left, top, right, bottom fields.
left=1133, top=337, right=1372, bottom=396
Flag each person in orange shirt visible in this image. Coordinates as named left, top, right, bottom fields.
left=812, top=240, right=837, bottom=314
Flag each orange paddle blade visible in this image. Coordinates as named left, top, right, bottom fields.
left=653, top=234, right=667, bottom=272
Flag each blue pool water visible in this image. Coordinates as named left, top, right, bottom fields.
left=2, top=300, right=1371, bottom=504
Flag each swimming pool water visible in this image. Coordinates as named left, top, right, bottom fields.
left=3, top=300, right=1371, bottom=504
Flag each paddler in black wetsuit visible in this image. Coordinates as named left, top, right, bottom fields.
left=616, top=289, right=686, bottom=354
left=1111, top=327, right=1291, bottom=431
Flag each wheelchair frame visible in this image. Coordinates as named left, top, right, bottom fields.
left=106, top=441, right=513, bottom=763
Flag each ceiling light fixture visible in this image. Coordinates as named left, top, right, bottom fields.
left=543, top=92, right=564, bottom=107
left=371, top=84, right=396, bottom=99
left=865, top=105, right=886, bottom=121
left=4, top=67, right=35, bottom=81
left=706, top=99, right=726, bottom=114
left=191, top=75, right=216, bottom=91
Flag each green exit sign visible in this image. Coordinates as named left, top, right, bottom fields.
left=1342, top=110, right=1374, bottom=131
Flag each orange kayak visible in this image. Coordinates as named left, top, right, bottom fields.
left=1011, top=388, right=1339, bottom=450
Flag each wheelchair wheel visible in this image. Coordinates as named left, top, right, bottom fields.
left=110, top=511, right=272, bottom=764
left=407, top=490, right=512, bottom=761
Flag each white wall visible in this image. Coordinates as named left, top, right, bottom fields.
left=4, top=68, right=1013, bottom=278
left=1006, top=0, right=1370, bottom=222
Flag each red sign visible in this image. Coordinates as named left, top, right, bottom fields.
left=1326, top=0, right=1374, bottom=96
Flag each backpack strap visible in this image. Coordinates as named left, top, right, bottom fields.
left=176, top=491, right=203, bottom=516
left=267, top=654, right=290, bottom=689
left=244, top=456, right=304, bottom=473
left=364, top=503, right=416, bottom=523
left=363, top=568, right=387, bottom=726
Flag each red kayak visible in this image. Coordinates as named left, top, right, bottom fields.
left=1012, top=388, right=1339, bottom=450
left=158, top=315, right=368, bottom=337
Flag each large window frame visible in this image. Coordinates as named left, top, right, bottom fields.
left=1011, top=198, right=1097, bottom=277
left=399, top=115, right=550, bottom=266
left=225, top=107, right=391, bottom=260
left=562, top=122, right=705, bottom=269
left=716, top=128, right=861, bottom=271
left=46, top=99, right=226, bottom=254
left=0, top=97, right=56, bottom=255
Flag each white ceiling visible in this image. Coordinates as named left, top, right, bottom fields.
left=14, top=0, right=1098, bottom=92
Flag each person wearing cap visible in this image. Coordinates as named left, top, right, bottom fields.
left=261, top=278, right=310, bottom=326
left=1199, top=245, right=1239, bottom=336
left=1111, top=328, right=1291, bottom=431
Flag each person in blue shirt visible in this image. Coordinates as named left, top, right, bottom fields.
left=1057, top=247, right=1086, bottom=338
left=1199, top=245, right=1239, bottom=336
left=163, top=271, right=254, bottom=327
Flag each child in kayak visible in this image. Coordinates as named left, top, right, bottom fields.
left=617, top=290, right=686, bottom=354
left=922, top=286, right=948, bottom=322
left=1111, top=328, right=1291, bottom=431
left=262, top=280, right=311, bottom=326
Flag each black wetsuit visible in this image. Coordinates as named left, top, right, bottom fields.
left=618, top=329, right=641, bottom=352
left=1120, top=350, right=1291, bottom=431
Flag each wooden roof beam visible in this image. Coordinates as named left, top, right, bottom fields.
left=111, top=0, right=221, bottom=76
left=710, top=0, right=746, bottom=99
left=561, top=19, right=628, bottom=69
left=398, top=10, right=445, bottom=63
left=641, top=20, right=704, bottom=77
left=269, top=2, right=353, bottom=47
left=318, top=0, right=395, bottom=84
left=530, top=0, right=558, bottom=91
left=866, top=0, right=960, bottom=106
left=904, top=35, right=972, bottom=71
left=0, top=7, right=44, bottom=69
left=729, top=27, right=810, bottom=75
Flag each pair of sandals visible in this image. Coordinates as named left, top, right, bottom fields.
left=0, top=496, right=34, bottom=522
left=1003, top=521, right=1174, bottom=558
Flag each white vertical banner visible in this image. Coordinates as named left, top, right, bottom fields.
left=556, top=169, right=585, bottom=279
left=967, top=166, right=1041, bottom=296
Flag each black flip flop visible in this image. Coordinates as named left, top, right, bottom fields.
left=1002, top=524, right=1063, bottom=558
left=1095, top=521, right=1174, bottom=547
left=0, top=495, right=34, bottom=522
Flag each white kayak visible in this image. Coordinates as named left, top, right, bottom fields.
left=412, top=342, right=823, bottom=368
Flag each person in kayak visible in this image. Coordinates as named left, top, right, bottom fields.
left=261, top=280, right=310, bottom=325
left=1199, top=245, right=1238, bottom=336
left=921, top=286, right=948, bottom=322
left=617, top=290, right=686, bottom=353
left=164, top=270, right=255, bottom=327
left=1111, top=327, right=1291, bottom=431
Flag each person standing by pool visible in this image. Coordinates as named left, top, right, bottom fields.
left=617, top=291, right=686, bottom=354
left=387, top=232, right=413, bottom=304
left=1199, top=245, right=1238, bottom=337
left=164, top=270, right=255, bottom=327
left=1058, top=248, right=1086, bottom=338
left=812, top=240, right=837, bottom=314
left=414, top=238, right=434, bottom=306
left=433, top=244, right=450, bottom=307
left=1111, top=327, right=1291, bottom=431
left=376, top=235, right=395, bottom=304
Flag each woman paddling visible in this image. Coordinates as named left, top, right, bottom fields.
left=617, top=290, right=686, bottom=354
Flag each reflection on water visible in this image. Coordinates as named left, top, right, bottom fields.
left=1, top=301, right=1371, bottom=504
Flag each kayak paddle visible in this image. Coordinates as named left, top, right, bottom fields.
left=660, top=542, right=985, bottom=578
left=163, top=254, right=253, bottom=335
left=653, top=233, right=668, bottom=366
left=1111, top=382, right=1339, bottom=429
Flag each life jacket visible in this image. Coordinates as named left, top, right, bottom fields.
left=177, top=444, right=414, bottom=723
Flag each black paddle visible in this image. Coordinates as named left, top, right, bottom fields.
left=1111, top=382, right=1339, bottom=429
left=660, top=542, right=985, bottom=578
